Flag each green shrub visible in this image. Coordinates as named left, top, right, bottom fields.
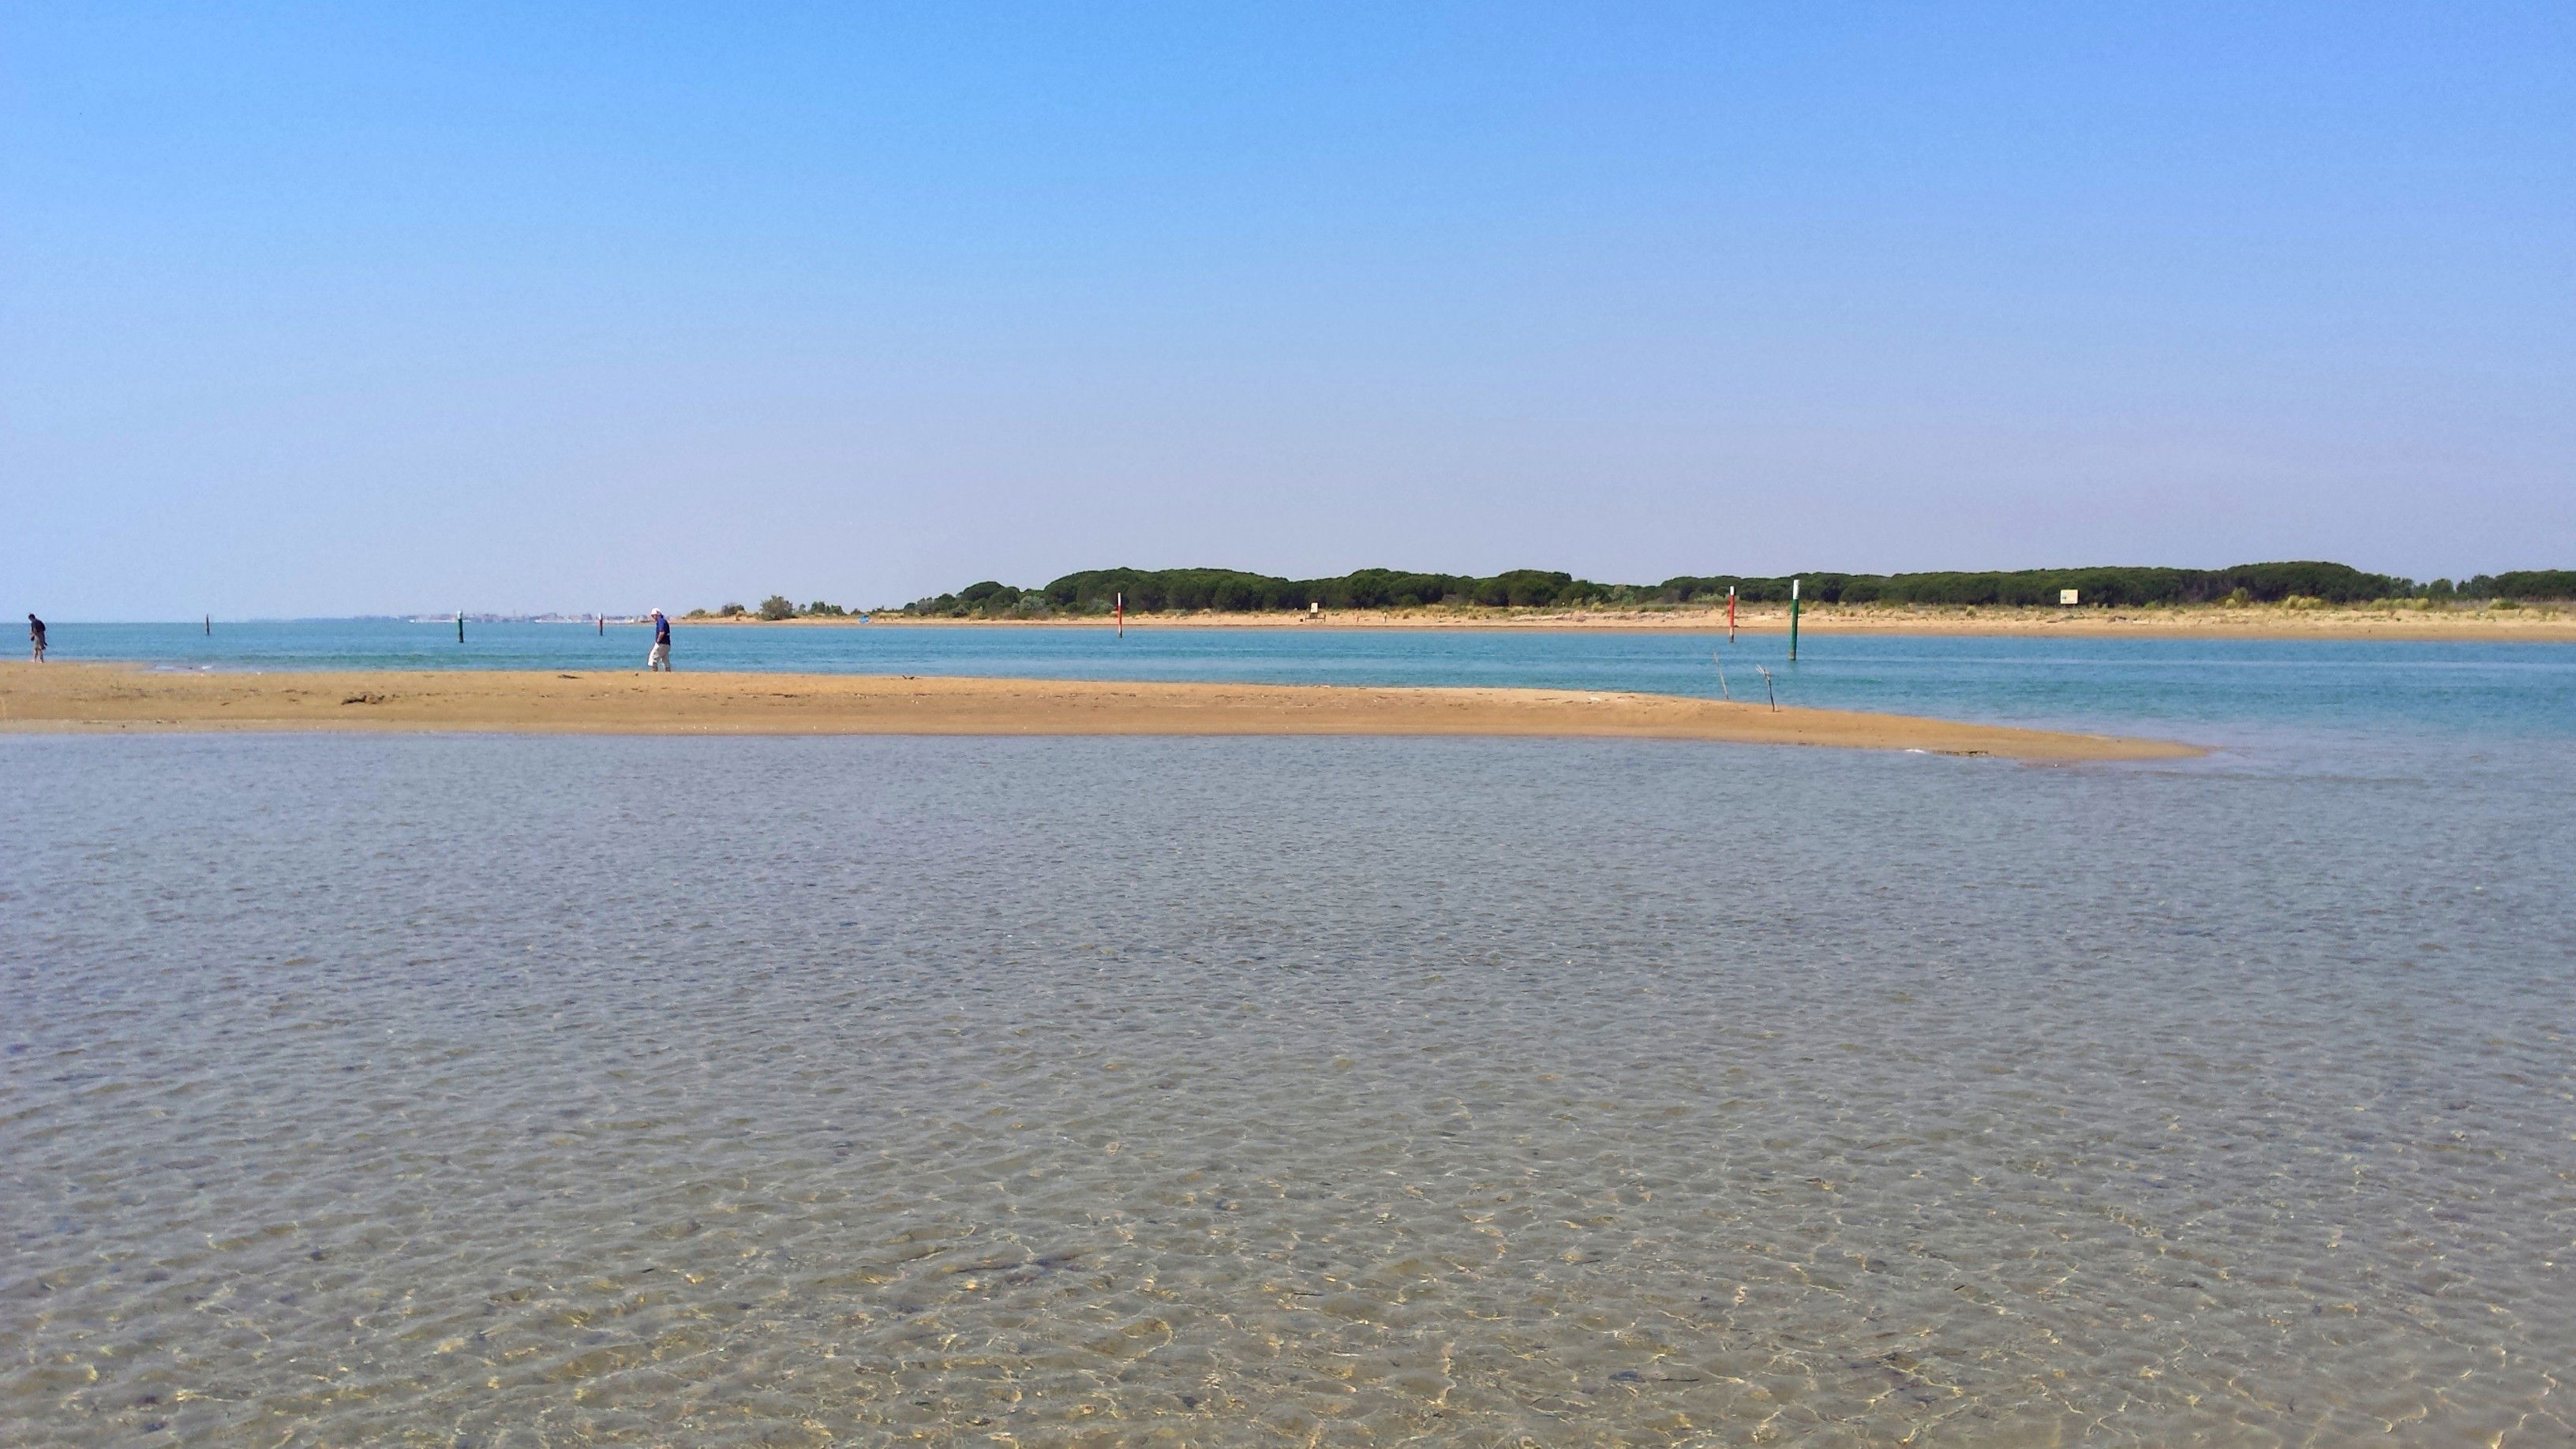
left=2487, top=571, right=2576, bottom=600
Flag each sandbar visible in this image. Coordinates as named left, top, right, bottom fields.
left=0, top=664, right=2195, bottom=762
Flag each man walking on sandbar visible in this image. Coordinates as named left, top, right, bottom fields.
left=27, top=614, right=44, bottom=661
left=646, top=608, right=672, bottom=672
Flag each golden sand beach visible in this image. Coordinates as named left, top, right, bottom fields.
left=0, top=663, right=2196, bottom=761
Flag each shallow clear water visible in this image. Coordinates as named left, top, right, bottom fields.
left=6, top=719, right=2572, bottom=1445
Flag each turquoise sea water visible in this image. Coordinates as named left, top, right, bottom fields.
left=35, top=617, right=2576, bottom=748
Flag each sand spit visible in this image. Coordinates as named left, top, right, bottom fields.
left=0, top=664, right=2196, bottom=761
left=693, top=604, right=2576, bottom=640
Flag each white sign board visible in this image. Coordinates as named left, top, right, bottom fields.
left=2059, top=589, right=2080, bottom=605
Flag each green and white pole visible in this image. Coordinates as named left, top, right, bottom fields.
left=1788, top=577, right=1800, bottom=661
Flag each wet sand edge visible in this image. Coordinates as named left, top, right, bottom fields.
left=0, top=664, right=2200, bottom=762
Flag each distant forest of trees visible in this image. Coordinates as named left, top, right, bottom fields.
left=896, top=563, right=2576, bottom=618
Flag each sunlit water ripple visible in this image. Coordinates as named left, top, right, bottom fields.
left=6, top=639, right=2574, bottom=1444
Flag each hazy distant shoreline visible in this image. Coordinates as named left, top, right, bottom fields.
left=675, top=601, right=2576, bottom=640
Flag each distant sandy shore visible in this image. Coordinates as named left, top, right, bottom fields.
left=0, top=664, right=2196, bottom=762
left=691, top=603, right=2576, bottom=640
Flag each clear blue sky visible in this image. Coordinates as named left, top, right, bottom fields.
left=6, top=2, right=2570, bottom=617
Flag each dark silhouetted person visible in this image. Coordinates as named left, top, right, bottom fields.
left=27, top=614, right=43, bottom=662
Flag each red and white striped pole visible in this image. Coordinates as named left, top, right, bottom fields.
left=1115, top=591, right=1124, bottom=638
left=1727, top=586, right=1737, bottom=642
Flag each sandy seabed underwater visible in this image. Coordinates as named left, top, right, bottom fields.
left=4, top=726, right=2572, bottom=1447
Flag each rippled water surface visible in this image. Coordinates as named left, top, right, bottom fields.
left=6, top=723, right=2574, bottom=1444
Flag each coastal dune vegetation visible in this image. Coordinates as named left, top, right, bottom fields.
left=863, top=562, right=2576, bottom=620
